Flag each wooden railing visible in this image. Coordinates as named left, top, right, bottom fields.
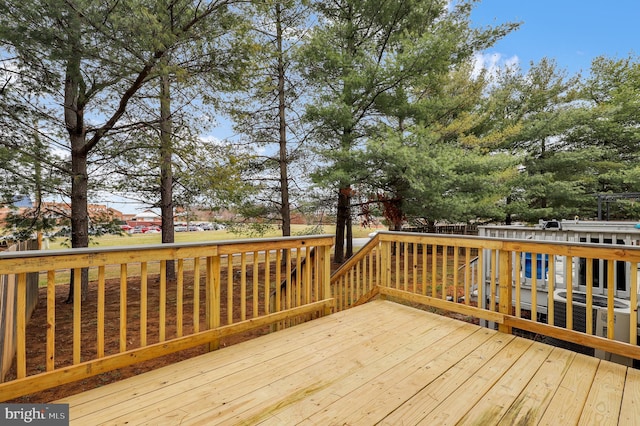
left=0, top=240, right=39, bottom=382
left=0, top=235, right=334, bottom=401
left=330, top=231, right=640, bottom=365
left=4, top=230, right=639, bottom=401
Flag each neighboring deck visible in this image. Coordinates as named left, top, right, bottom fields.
left=58, top=300, right=640, bottom=425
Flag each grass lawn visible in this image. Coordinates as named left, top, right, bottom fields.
left=37, top=224, right=383, bottom=285
left=45, top=224, right=379, bottom=250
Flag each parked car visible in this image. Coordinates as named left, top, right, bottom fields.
left=130, top=226, right=147, bottom=234
left=144, top=226, right=161, bottom=234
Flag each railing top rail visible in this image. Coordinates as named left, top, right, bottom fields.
left=480, top=223, right=640, bottom=234
left=331, top=234, right=380, bottom=281
left=0, top=234, right=335, bottom=259
left=0, top=235, right=335, bottom=275
left=374, top=230, right=640, bottom=262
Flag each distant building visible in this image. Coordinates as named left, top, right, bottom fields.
left=122, top=213, right=136, bottom=223
left=0, top=196, right=32, bottom=225
left=1, top=199, right=125, bottom=228
left=38, top=202, right=124, bottom=223
left=127, top=209, right=162, bottom=227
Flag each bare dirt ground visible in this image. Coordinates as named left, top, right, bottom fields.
left=6, top=266, right=277, bottom=404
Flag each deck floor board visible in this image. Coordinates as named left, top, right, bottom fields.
left=498, top=347, right=576, bottom=425
left=57, top=300, right=640, bottom=425
left=538, top=352, right=600, bottom=425
left=257, top=319, right=479, bottom=425
left=87, top=302, right=421, bottom=425
left=370, top=331, right=516, bottom=425
left=620, top=367, right=640, bottom=424
left=579, top=360, right=628, bottom=425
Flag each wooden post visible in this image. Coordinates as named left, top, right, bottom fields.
left=380, top=240, right=392, bottom=299
left=159, top=260, right=166, bottom=342
left=498, top=249, right=513, bottom=334
left=207, top=255, right=221, bottom=351
left=320, top=245, right=332, bottom=316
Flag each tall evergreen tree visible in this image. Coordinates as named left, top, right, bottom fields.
left=568, top=54, right=640, bottom=219
left=0, top=0, right=246, bottom=300
left=365, top=62, right=516, bottom=228
left=0, top=59, right=65, bottom=236
left=300, top=0, right=517, bottom=261
left=484, top=58, right=587, bottom=222
left=228, top=0, right=313, bottom=236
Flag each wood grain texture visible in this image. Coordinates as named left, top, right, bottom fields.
left=55, top=301, right=638, bottom=426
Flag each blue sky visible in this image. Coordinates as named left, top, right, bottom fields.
left=108, top=2, right=640, bottom=214
left=471, top=1, right=638, bottom=76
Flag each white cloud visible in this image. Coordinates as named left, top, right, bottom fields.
left=472, top=52, right=520, bottom=80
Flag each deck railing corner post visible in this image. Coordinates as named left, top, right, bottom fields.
left=321, top=245, right=332, bottom=302
left=381, top=240, right=392, bottom=290
left=498, top=248, right=513, bottom=334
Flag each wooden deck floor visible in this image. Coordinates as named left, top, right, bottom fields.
left=58, top=300, right=640, bottom=425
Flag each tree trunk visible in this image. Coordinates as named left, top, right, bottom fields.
left=334, top=187, right=350, bottom=263
left=64, top=25, right=90, bottom=302
left=276, top=3, right=291, bottom=237
left=346, top=202, right=353, bottom=259
left=32, top=124, right=43, bottom=208
left=67, top=134, right=90, bottom=302
left=160, top=71, right=176, bottom=280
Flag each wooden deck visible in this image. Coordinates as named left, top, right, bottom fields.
left=58, top=300, right=640, bottom=425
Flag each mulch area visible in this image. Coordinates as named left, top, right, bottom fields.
left=6, top=266, right=278, bottom=403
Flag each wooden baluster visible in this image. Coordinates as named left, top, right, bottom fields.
left=97, top=266, right=105, bottom=357
left=431, top=245, right=437, bottom=298
left=16, top=273, right=27, bottom=378
left=265, top=250, right=271, bottom=314
left=140, top=262, right=148, bottom=345
left=120, top=264, right=127, bottom=352
left=254, top=251, right=260, bottom=316
left=514, top=252, right=521, bottom=317
left=464, top=249, right=470, bottom=306
left=177, top=259, right=184, bottom=337
left=192, top=258, right=200, bottom=333
left=46, top=270, right=56, bottom=371
left=227, top=255, right=233, bottom=325
left=73, top=268, right=81, bottom=365
left=453, top=247, right=459, bottom=303
left=586, top=259, right=594, bottom=335
left=160, top=260, right=166, bottom=342
left=631, top=261, right=638, bottom=345
left=240, top=253, right=247, bottom=321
